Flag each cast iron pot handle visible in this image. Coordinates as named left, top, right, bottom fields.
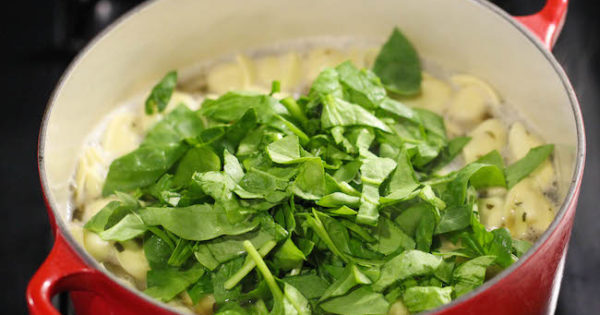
left=514, top=0, right=568, bottom=49
left=26, top=231, right=106, bottom=315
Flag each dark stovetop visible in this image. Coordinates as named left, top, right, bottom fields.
left=2, top=0, right=598, bottom=314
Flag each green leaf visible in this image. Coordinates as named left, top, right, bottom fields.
left=173, top=146, right=221, bottom=187
left=369, top=216, right=415, bottom=255
left=200, top=91, right=286, bottom=123
left=505, top=144, right=554, bottom=188
left=373, top=28, right=421, bottom=95
left=103, top=105, right=203, bottom=195
left=187, top=273, right=213, bottom=304
left=319, top=286, right=389, bottom=315
left=335, top=61, right=387, bottom=109
left=98, top=213, right=147, bottom=241
left=435, top=204, right=473, bottom=235
left=317, top=192, right=360, bottom=208
left=402, top=286, right=452, bottom=313
left=307, top=67, right=344, bottom=107
left=453, top=255, right=496, bottom=297
left=373, top=250, right=442, bottom=291
left=84, top=192, right=139, bottom=233
left=444, top=163, right=506, bottom=206
left=144, top=263, right=205, bottom=302
left=283, top=274, right=330, bottom=300
left=291, top=158, right=326, bottom=200
left=320, top=264, right=371, bottom=301
left=272, top=238, right=306, bottom=271
left=283, top=282, right=312, bottom=315
left=140, top=204, right=259, bottom=241
left=267, top=135, right=311, bottom=164
left=212, top=257, right=244, bottom=304
left=321, top=95, right=391, bottom=132
left=145, top=71, right=177, bottom=114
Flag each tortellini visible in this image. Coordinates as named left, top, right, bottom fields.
left=254, top=52, right=302, bottom=93
left=103, top=112, right=141, bottom=158
left=206, top=55, right=256, bottom=94
left=115, top=240, right=150, bottom=282
left=74, top=146, right=107, bottom=206
left=83, top=229, right=114, bottom=262
left=462, top=118, right=507, bottom=163
left=508, top=122, right=556, bottom=191
left=401, top=73, right=452, bottom=115
left=304, top=48, right=348, bottom=83
left=503, top=178, right=555, bottom=240
left=444, top=75, right=497, bottom=131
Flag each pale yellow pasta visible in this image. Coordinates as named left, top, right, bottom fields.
left=81, top=197, right=117, bottom=223
left=478, top=196, right=506, bottom=230
left=74, top=146, right=106, bottom=206
left=507, top=122, right=555, bottom=191
left=388, top=301, right=410, bottom=315
left=462, top=118, right=507, bottom=163
left=450, top=74, right=501, bottom=106
left=503, top=178, right=555, bottom=240
left=206, top=55, right=256, bottom=94
left=103, top=112, right=141, bottom=158
left=83, top=229, right=114, bottom=262
left=303, top=48, right=348, bottom=83
left=363, top=47, right=380, bottom=69
left=115, top=240, right=150, bottom=282
left=254, top=52, right=302, bottom=92
left=402, top=73, right=452, bottom=115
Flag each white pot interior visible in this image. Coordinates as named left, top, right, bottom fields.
left=40, top=0, right=581, bottom=299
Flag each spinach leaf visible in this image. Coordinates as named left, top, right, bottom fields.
left=173, top=146, right=221, bottom=187
left=140, top=204, right=259, bottom=241
left=201, top=91, right=287, bottom=123
left=373, top=250, right=442, bottom=291
left=283, top=274, right=330, bottom=300
left=267, top=135, right=311, bottom=164
left=319, top=264, right=371, bottom=301
left=321, top=95, right=391, bottom=132
left=84, top=192, right=139, bottom=233
left=435, top=204, right=473, bottom=235
left=453, top=255, right=496, bottom=297
left=103, top=105, right=204, bottom=195
left=144, top=263, right=205, bottom=302
left=373, top=28, right=421, bottom=95
left=402, top=286, right=452, bottom=313
left=145, top=71, right=177, bottom=114
left=291, top=158, right=326, bottom=200
left=98, top=213, right=147, bottom=241
left=369, top=216, right=415, bottom=255
left=319, top=286, right=389, bottom=315
left=272, top=238, right=306, bottom=271
left=336, top=61, right=386, bottom=109
left=505, top=144, right=554, bottom=188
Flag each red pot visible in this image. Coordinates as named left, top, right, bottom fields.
left=28, top=0, right=585, bottom=314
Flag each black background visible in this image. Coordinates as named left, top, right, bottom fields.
left=1, top=0, right=598, bottom=314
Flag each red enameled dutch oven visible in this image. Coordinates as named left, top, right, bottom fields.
left=27, top=0, right=585, bottom=314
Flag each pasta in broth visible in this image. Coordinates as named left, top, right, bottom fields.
left=69, top=33, right=558, bottom=314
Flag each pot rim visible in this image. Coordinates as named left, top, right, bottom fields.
left=37, top=0, right=586, bottom=313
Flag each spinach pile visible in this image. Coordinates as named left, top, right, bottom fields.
left=85, top=28, right=553, bottom=314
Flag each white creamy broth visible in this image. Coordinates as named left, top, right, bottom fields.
left=67, top=40, right=559, bottom=314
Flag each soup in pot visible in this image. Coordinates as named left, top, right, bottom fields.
left=68, top=28, right=558, bottom=314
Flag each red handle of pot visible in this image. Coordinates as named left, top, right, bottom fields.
left=514, top=0, right=568, bottom=49
left=26, top=231, right=105, bottom=315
